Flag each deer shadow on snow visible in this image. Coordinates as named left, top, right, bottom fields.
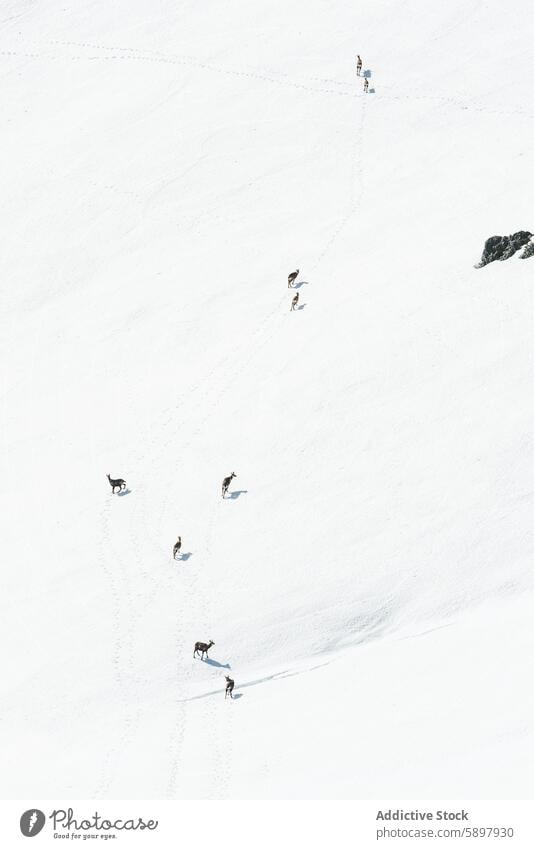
left=176, top=551, right=193, bottom=562
left=117, top=488, right=132, bottom=497
left=228, top=489, right=248, bottom=500
left=293, top=280, right=310, bottom=289
left=204, top=657, right=231, bottom=670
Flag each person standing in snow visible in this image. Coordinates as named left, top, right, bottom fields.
left=356, top=55, right=362, bottom=76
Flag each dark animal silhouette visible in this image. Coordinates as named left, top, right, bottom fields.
left=193, top=640, right=214, bottom=660
left=291, top=292, right=299, bottom=311
left=288, top=269, right=299, bottom=287
left=107, top=473, right=126, bottom=494
left=364, top=77, right=369, bottom=92
left=225, top=676, right=235, bottom=699
left=222, top=472, right=236, bottom=498
left=173, top=537, right=182, bottom=559
left=356, top=55, right=362, bottom=75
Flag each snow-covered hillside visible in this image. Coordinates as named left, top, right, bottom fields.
left=2, top=0, right=534, bottom=799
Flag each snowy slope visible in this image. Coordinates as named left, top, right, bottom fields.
left=1, top=0, right=534, bottom=799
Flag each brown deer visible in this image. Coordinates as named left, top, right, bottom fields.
left=193, top=640, right=214, bottom=660
left=291, top=292, right=299, bottom=311
left=173, top=537, right=182, bottom=559
left=222, top=472, right=236, bottom=498
left=288, top=268, right=299, bottom=287
left=107, top=473, right=126, bottom=494
left=225, top=676, right=235, bottom=699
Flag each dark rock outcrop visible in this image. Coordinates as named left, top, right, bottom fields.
left=476, top=231, right=533, bottom=268
left=519, top=240, right=534, bottom=260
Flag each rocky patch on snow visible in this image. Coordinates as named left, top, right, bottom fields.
left=519, top=239, right=534, bottom=260
left=476, top=231, right=533, bottom=267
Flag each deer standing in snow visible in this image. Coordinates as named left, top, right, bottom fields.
left=221, top=472, right=236, bottom=498
left=107, top=473, right=126, bottom=494
left=193, top=640, right=214, bottom=660
left=288, top=269, right=299, bottom=287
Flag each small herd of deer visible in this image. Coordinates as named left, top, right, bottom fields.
left=106, top=470, right=239, bottom=699
left=106, top=266, right=304, bottom=702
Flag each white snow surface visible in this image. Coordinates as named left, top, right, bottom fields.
left=2, top=0, right=534, bottom=799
